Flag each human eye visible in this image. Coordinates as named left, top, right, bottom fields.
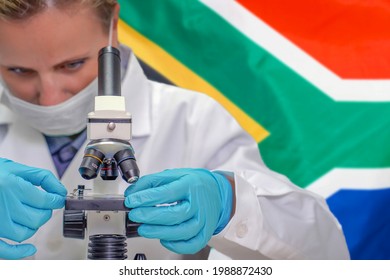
left=61, top=59, right=86, bottom=72
left=7, top=67, right=35, bottom=76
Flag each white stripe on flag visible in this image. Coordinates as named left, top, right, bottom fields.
left=307, top=168, right=390, bottom=198
left=201, top=0, right=390, bottom=102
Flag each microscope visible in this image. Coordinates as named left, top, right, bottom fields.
left=63, top=46, right=144, bottom=260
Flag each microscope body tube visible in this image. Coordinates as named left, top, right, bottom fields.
left=98, top=46, right=121, bottom=97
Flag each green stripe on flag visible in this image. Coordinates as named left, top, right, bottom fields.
left=119, top=0, right=270, bottom=125
left=119, top=0, right=390, bottom=188
left=117, top=19, right=268, bottom=143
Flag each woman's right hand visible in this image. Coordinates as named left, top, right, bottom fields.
left=0, top=158, right=67, bottom=259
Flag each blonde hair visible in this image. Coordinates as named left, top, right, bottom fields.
left=0, top=0, right=117, bottom=30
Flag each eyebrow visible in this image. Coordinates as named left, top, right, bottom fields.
left=3, top=56, right=91, bottom=71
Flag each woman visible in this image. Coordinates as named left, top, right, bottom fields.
left=0, top=0, right=349, bottom=260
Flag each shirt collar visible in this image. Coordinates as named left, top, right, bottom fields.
left=44, top=129, right=87, bottom=155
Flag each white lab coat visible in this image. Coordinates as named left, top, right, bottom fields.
left=0, top=51, right=350, bottom=260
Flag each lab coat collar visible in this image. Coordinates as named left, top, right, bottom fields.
left=121, top=50, right=152, bottom=138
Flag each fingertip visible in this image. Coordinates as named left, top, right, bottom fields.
left=56, top=182, right=68, bottom=196
left=124, top=186, right=133, bottom=197
left=125, top=194, right=142, bottom=208
left=49, top=194, right=66, bottom=209
left=128, top=209, right=140, bottom=223
left=41, top=175, right=68, bottom=196
left=124, top=196, right=132, bottom=208
left=39, top=170, right=67, bottom=196
left=124, top=180, right=145, bottom=195
left=0, top=242, right=37, bottom=260
left=136, top=224, right=148, bottom=238
left=52, top=181, right=68, bottom=197
left=160, top=240, right=179, bottom=254
left=22, top=244, right=37, bottom=258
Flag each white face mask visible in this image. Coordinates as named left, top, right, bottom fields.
left=0, top=78, right=97, bottom=136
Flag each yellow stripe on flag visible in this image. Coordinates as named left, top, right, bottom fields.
left=118, top=19, right=269, bottom=143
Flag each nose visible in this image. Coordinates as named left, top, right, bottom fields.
left=37, top=75, right=71, bottom=106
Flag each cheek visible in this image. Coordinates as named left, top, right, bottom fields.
left=62, top=62, right=98, bottom=96
left=68, top=68, right=98, bottom=96
left=67, top=75, right=96, bottom=96
left=0, top=71, right=37, bottom=102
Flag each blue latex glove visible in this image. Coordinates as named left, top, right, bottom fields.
left=124, top=168, right=233, bottom=254
left=0, top=158, right=67, bottom=259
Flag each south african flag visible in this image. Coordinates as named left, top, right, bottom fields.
left=118, top=0, right=390, bottom=259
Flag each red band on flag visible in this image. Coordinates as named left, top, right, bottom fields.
left=238, top=0, right=390, bottom=79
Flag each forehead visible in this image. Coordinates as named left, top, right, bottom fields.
left=0, top=5, right=108, bottom=67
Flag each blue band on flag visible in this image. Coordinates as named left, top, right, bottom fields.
left=327, top=188, right=390, bottom=260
